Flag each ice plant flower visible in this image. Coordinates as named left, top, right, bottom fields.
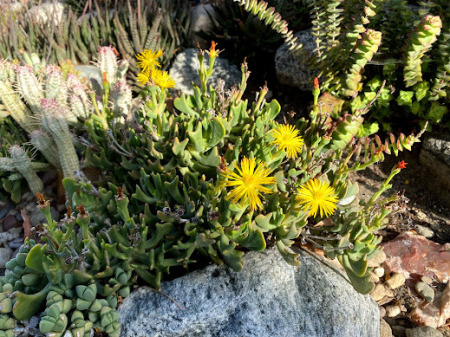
left=271, top=124, right=304, bottom=159
left=136, top=49, right=163, bottom=71
left=151, top=69, right=176, bottom=90
left=220, top=157, right=276, bottom=212
left=397, top=160, right=407, bottom=169
left=206, top=41, right=221, bottom=58
left=296, top=179, right=338, bottom=218
left=136, top=70, right=150, bottom=86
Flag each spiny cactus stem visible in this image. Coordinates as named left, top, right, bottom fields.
left=9, top=146, right=43, bottom=195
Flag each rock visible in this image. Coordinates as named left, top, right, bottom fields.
left=0, top=206, right=8, bottom=220
left=415, top=225, right=434, bottom=239
left=371, top=284, right=389, bottom=302
left=370, top=272, right=380, bottom=283
left=189, top=4, right=216, bottom=48
left=392, top=325, right=407, bottom=337
left=382, top=232, right=450, bottom=283
left=368, top=249, right=387, bottom=267
left=385, top=305, right=401, bottom=317
left=419, top=133, right=450, bottom=208
left=27, top=2, right=66, bottom=26
left=0, top=231, right=20, bottom=244
left=415, top=282, right=435, bottom=303
left=406, top=326, right=444, bottom=337
left=119, top=248, right=379, bottom=337
left=374, top=267, right=385, bottom=278
left=2, top=214, right=19, bottom=231
left=30, top=207, right=59, bottom=228
left=421, top=276, right=434, bottom=284
left=386, top=273, right=406, bottom=289
left=0, top=247, right=12, bottom=268
left=275, top=29, right=317, bottom=91
left=169, top=48, right=241, bottom=96
left=9, top=238, right=24, bottom=250
left=380, top=319, right=393, bottom=337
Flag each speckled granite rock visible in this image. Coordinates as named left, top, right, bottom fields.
left=119, top=247, right=379, bottom=337
left=169, top=48, right=241, bottom=95
left=275, top=29, right=317, bottom=91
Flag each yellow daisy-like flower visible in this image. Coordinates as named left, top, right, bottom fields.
left=136, top=49, right=163, bottom=71
left=271, top=124, right=304, bottom=159
left=151, top=69, right=176, bottom=90
left=221, top=157, right=276, bottom=212
left=136, top=70, right=150, bottom=85
left=296, top=179, right=338, bottom=218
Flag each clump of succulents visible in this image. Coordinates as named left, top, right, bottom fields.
left=0, top=47, right=133, bottom=202
left=0, top=44, right=425, bottom=336
left=234, top=0, right=449, bottom=129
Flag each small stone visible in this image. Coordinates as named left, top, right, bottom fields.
left=386, top=273, right=405, bottom=289
left=415, top=210, right=428, bottom=222
left=415, top=224, right=434, bottom=239
left=21, top=191, right=35, bottom=202
left=380, top=319, right=393, bottom=337
left=0, top=247, right=13, bottom=268
left=392, top=325, right=407, bottom=337
left=421, top=275, right=433, bottom=284
left=385, top=305, right=401, bottom=317
left=15, top=211, right=23, bottom=223
left=374, top=267, right=385, bottom=278
left=0, top=206, right=8, bottom=220
left=8, top=227, right=22, bottom=237
left=406, top=326, right=443, bottom=337
left=9, top=238, right=24, bottom=250
left=371, top=284, right=388, bottom=301
left=370, top=272, right=380, bottom=283
left=368, top=249, right=387, bottom=267
left=2, top=214, right=19, bottom=231
left=379, top=306, right=386, bottom=318
left=415, top=282, right=435, bottom=302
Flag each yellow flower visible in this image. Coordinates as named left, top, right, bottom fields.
left=136, top=49, right=163, bottom=71
left=221, top=157, right=276, bottom=212
left=136, top=70, right=150, bottom=85
left=296, top=179, right=338, bottom=218
left=271, top=124, right=303, bottom=159
left=151, top=69, right=176, bottom=90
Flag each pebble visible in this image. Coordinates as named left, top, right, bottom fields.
left=385, top=305, right=401, bottom=317
left=2, top=214, right=19, bottom=231
left=415, top=282, right=435, bottom=302
left=421, top=275, right=434, bottom=284
left=415, top=224, right=434, bottom=238
left=370, top=272, right=380, bottom=283
left=392, top=325, right=407, bottom=337
left=9, top=238, right=24, bottom=250
left=371, top=284, right=389, bottom=302
left=374, top=267, right=385, bottom=278
left=368, top=250, right=387, bottom=267
left=0, top=247, right=13, bottom=268
left=0, top=207, right=8, bottom=220
left=386, top=273, right=406, bottom=289
left=380, top=319, right=393, bottom=337
left=406, top=326, right=443, bottom=337
left=379, top=306, right=386, bottom=318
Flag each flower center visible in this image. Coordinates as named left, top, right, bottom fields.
left=242, top=174, right=257, bottom=188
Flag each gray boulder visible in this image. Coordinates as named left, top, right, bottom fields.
left=275, top=29, right=317, bottom=91
left=419, top=133, right=450, bottom=207
left=119, top=247, right=379, bottom=337
left=169, top=48, right=241, bottom=95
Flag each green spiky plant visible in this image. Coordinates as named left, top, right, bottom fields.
left=0, top=45, right=426, bottom=336
left=0, top=0, right=190, bottom=86
left=234, top=0, right=449, bottom=130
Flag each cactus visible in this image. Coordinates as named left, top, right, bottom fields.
left=0, top=47, right=132, bottom=201
left=0, top=0, right=190, bottom=87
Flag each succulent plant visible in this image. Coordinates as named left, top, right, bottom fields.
left=234, top=0, right=448, bottom=129
left=0, top=44, right=426, bottom=336
left=0, top=0, right=190, bottom=87
left=0, top=47, right=133, bottom=202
